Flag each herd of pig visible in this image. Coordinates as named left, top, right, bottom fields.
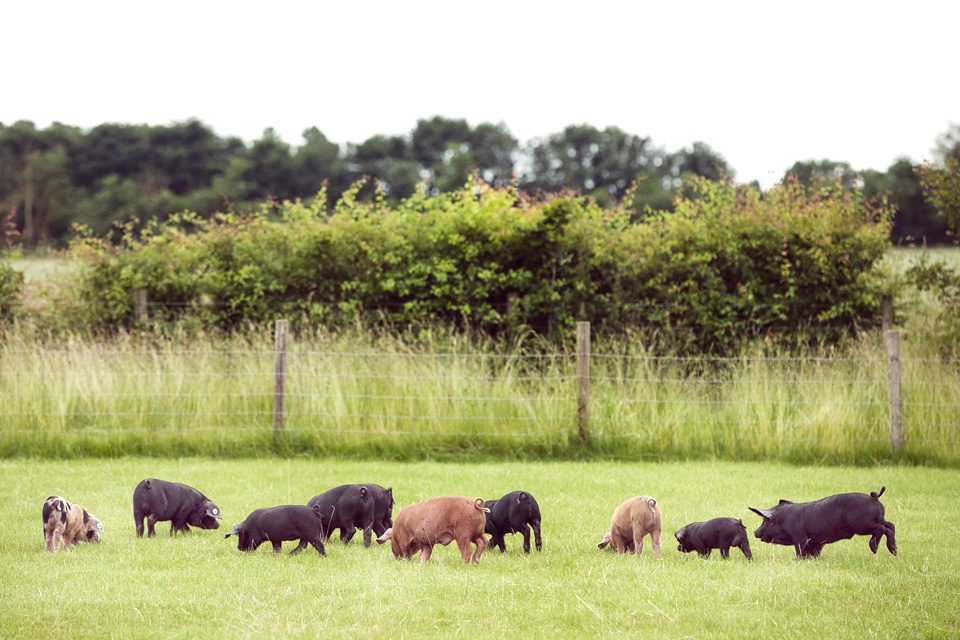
left=42, top=478, right=899, bottom=563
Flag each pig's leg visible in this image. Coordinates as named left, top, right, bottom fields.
left=363, top=527, right=373, bottom=548
left=631, top=522, right=646, bottom=555
left=634, top=535, right=645, bottom=556
left=147, top=515, right=159, bottom=537
left=290, top=540, right=308, bottom=555
left=719, top=547, right=730, bottom=559
left=532, top=520, right=542, bottom=552
left=53, top=529, right=63, bottom=552
left=457, top=537, right=474, bottom=563
left=651, top=528, right=661, bottom=556
left=883, top=521, right=897, bottom=556
left=471, top=534, right=488, bottom=564
left=272, top=541, right=283, bottom=553
left=611, top=531, right=627, bottom=553
left=519, top=524, right=531, bottom=554
left=340, top=526, right=357, bottom=545
left=310, top=537, right=326, bottom=556
left=419, top=544, right=434, bottom=563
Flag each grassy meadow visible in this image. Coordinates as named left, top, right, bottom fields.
left=1, top=457, right=956, bottom=639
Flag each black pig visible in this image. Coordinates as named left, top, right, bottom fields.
left=307, top=483, right=394, bottom=548
left=483, top=490, right=542, bottom=553
left=674, top=517, right=752, bottom=560
left=225, top=504, right=326, bottom=555
left=133, top=478, right=222, bottom=537
left=749, top=486, right=897, bottom=558
left=367, top=484, right=395, bottom=540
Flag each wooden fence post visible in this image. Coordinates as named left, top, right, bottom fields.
left=506, top=292, right=519, bottom=318
left=577, top=321, right=590, bottom=442
left=881, top=294, right=893, bottom=334
left=273, top=319, right=288, bottom=436
left=134, top=289, right=148, bottom=323
left=886, top=329, right=904, bottom=454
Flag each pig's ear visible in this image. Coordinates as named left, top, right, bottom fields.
left=749, top=507, right=773, bottom=520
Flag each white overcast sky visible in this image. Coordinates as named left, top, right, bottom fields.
left=5, top=1, right=958, bottom=188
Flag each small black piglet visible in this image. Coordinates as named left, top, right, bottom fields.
left=483, top=490, right=542, bottom=553
left=225, top=504, right=326, bottom=556
left=674, top=517, right=752, bottom=560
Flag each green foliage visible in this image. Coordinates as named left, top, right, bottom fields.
left=0, top=209, right=22, bottom=318
left=64, top=177, right=892, bottom=351
left=599, top=177, right=891, bottom=350
left=918, top=154, right=960, bottom=237
left=862, top=158, right=949, bottom=245
left=0, top=260, right=22, bottom=319
left=902, top=250, right=960, bottom=353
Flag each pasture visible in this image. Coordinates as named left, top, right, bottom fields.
left=2, top=458, right=957, bottom=638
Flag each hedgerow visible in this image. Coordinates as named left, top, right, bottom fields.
left=65, top=177, right=892, bottom=352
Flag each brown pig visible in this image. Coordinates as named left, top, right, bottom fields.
left=597, top=495, right=661, bottom=555
left=376, top=496, right=489, bottom=564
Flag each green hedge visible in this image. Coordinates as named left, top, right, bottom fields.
left=0, top=258, right=22, bottom=319
left=65, top=178, right=892, bottom=351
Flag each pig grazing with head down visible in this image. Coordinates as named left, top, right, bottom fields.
left=225, top=504, right=326, bottom=555
left=377, top=496, right=489, bottom=564
left=675, top=517, right=752, bottom=561
left=483, top=490, right=542, bottom=554
left=133, top=478, right=222, bottom=537
left=598, top=495, right=661, bottom=555
left=42, top=496, right=104, bottom=551
left=307, top=483, right=394, bottom=548
left=749, top=486, right=897, bottom=559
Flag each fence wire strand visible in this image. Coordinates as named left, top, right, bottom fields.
left=2, top=343, right=958, bottom=454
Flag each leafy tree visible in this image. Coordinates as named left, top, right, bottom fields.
left=783, top=159, right=859, bottom=190
left=917, top=124, right=960, bottom=237
left=292, top=127, right=344, bottom=201
left=241, top=128, right=296, bottom=201
left=933, top=123, right=960, bottom=164
left=522, top=124, right=668, bottom=207
left=468, top=121, right=517, bottom=187
left=412, top=116, right=471, bottom=169
left=411, top=117, right=517, bottom=192
left=345, top=134, right=418, bottom=199
left=0, top=121, right=84, bottom=247
left=147, top=119, right=241, bottom=195
left=69, top=123, right=151, bottom=188
left=862, top=158, right=948, bottom=245
left=671, top=141, right=732, bottom=182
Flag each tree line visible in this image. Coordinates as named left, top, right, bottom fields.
left=0, top=116, right=956, bottom=248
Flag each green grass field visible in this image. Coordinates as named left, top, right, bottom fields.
left=2, top=458, right=956, bottom=638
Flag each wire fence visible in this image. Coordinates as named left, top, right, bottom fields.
left=1, top=320, right=958, bottom=462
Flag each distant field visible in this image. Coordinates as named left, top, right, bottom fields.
left=10, top=254, right=77, bottom=283
left=1, top=458, right=955, bottom=638
left=881, top=244, right=960, bottom=273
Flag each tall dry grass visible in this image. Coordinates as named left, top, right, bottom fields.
left=1, top=320, right=956, bottom=464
